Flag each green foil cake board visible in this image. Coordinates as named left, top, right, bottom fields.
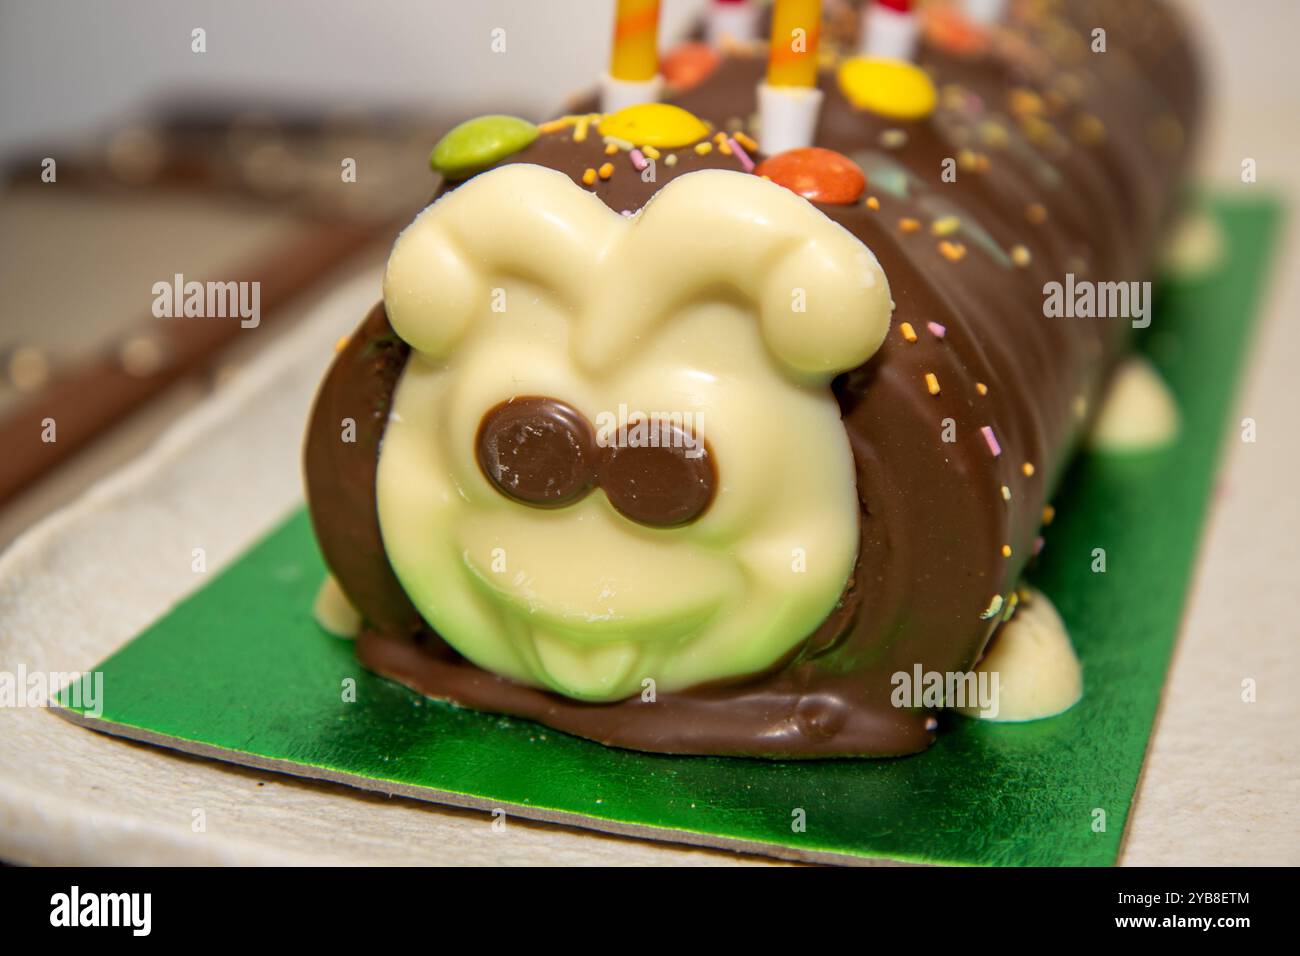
left=54, top=197, right=1280, bottom=866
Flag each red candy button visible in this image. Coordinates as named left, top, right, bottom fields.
left=755, top=147, right=867, bottom=205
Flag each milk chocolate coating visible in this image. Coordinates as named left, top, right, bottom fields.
left=303, top=0, right=1201, bottom=756
left=304, top=302, right=421, bottom=639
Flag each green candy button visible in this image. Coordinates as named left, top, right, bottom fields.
left=429, top=114, right=539, bottom=179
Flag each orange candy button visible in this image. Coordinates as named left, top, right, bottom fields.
left=661, top=42, right=722, bottom=92
left=754, top=147, right=867, bottom=205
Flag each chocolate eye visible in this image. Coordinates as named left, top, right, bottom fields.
left=601, top=426, right=715, bottom=527
left=476, top=397, right=598, bottom=507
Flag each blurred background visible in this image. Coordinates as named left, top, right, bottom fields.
left=0, top=0, right=1296, bottom=547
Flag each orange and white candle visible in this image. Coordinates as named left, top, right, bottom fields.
left=610, top=0, right=660, bottom=81
left=758, top=0, right=825, bottom=155
left=766, top=0, right=822, bottom=88
left=603, top=0, right=664, bottom=111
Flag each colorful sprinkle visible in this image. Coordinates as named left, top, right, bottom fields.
left=1026, top=202, right=1048, bottom=224
left=717, top=138, right=733, bottom=156
left=925, top=372, right=941, bottom=395
left=931, top=215, right=961, bottom=237
left=1020, top=115, right=1056, bottom=148
left=604, top=142, right=619, bottom=156
left=642, top=145, right=660, bottom=160
left=980, top=425, right=1002, bottom=457
left=629, top=149, right=648, bottom=171
left=582, top=167, right=597, bottom=187
left=1009, top=88, right=1044, bottom=117
left=957, top=149, right=989, bottom=173
left=729, top=138, right=755, bottom=172
left=1000, top=484, right=1011, bottom=501
left=733, top=131, right=759, bottom=153
left=1003, top=591, right=1020, bottom=622
left=927, top=321, right=947, bottom=339
left=975, top=382, right=989, bottom=395
left=604, top=135, right=634, bottom=151
left=598, top=162, right=614, bottom=180
left=880, top=128, right=908, bottom=150
left=1022, top=462, right=1035, bottom=477
left=1033, top=536, right=1046, bottom=556
left=980, top=594, right=1005, bottom=620
left=900, top=322, right=918, bottom=343
left=1010, top=244, right=1032, bottom=267
left=538, top=118, right=573, bottom=134
left=938, top=240, right=967, bottom=261
left=573, top=116, right=590, bottom=143
left=694, top=141, right=713, bottom=155
left=899, top=217, right=921, bottom=233
left=664, top=153, right=678, bottom=167
left=333, top=335, right=350, bottom=353
left=1001, top=544, right=1013, bottom=558
left=1042, top=504, right=1056, bottom=525
left=753, top=147, right=867, bottom=204
left=866, top=195, right=881, bottom=210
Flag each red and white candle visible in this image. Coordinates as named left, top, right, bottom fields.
left=707, top=0, right=759, bottom=46
left=859, top=0, right=919, bottom=61
left=963, top=0, right=1008, bottom=25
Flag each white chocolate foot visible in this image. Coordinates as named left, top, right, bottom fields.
left=1161, top=208, right=1225, bottom=279
left=313, top=574, right=361, bottom=638
left=1087, top=354, right=1180, bottom=452
left=956, top=588, right=1082, bottom=722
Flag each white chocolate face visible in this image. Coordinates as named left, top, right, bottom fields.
left=376, top=165, right=892, bottom=701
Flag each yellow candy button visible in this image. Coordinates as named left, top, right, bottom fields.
left=597, top=103, right=710, bottom=148
left=837, top=57, right=937, bottom=122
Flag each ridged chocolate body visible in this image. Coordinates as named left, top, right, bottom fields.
left=304, top=0, right=1201, bottom=756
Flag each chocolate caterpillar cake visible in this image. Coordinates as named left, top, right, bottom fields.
left=304, top=0, right=1199, bottom=757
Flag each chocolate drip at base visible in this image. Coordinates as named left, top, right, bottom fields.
left=358, top=624, right=933, bottom=758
